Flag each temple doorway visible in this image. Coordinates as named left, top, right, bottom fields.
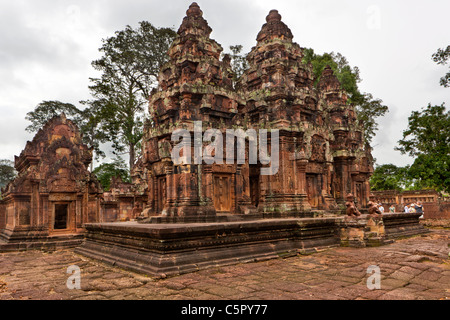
left=213, top=174, right=232, bottom=213
left=53, top=203, right=69, bottom=231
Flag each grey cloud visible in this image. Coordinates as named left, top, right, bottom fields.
left=0, top=3, right=82, bottom=68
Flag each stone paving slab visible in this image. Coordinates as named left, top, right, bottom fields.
left=0, top=229, right=448, bottom=300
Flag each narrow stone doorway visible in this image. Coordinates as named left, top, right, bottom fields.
left=54, top=203, right=69, bottom=230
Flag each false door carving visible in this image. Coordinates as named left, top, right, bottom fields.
left=213, top=174, right=232, bottom=213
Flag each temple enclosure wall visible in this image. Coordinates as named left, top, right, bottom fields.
left=371, top=189, right=450, bottom=219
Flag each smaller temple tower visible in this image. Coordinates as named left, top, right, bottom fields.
left=0, top=114, right=102, bottom=248
left=318, top=65, right=373, bottom=208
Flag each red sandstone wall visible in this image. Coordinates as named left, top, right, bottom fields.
left=0, top=202, right=5, bottom=230
left=423, top=202, right=450, bottom=219
left=101, top=203, right=119, bottom=222
left=119, top=199, right=133, bottom=221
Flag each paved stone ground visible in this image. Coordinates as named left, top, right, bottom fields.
left=0, top=229, right=448, bottom=300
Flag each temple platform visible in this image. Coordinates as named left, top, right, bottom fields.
left=74, top=213, right=428, bottom=277
left=75, top=217, right=341, bottom=277
left=0, top=233, right=84, bottom=253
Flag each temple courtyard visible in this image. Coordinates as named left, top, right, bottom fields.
left=0, top=228, right=448, bottom=300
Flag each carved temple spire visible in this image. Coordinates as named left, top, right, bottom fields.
left=318, top=65, right=343, bottom=93
left=159, top=2, right=228, bottom=92
left=256, top=9, right=294, bottom=43
left=239, top=9, right=313, bottom=105
left=177, top=2, right=212, bottom=37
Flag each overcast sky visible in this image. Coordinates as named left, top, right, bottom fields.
left=0, top=0, right=448, bottom=168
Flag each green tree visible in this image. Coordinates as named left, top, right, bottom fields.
left=0, top=159, right=16, bottom=190
left=92, top=157, right=130, bottom=191
left=396, top=103, right=450, bottom=192
left=83, top=22, right=176, bottom=171
left=432, top=45, right=450, bottom=88
left=77, top=102, right=109, bottom=170
left=227, top=45, right=249, bottom=81
left=370, top=164, right=412, bottom=191
left=302, top=49, right=389, bottom=145
left=25, top=101, right=83, bottom=133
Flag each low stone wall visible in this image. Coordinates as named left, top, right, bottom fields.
left=383, top=213, right=429, bottom=238
left=0, top=222, right=84, bottom=252
left=75, top=218, right=341, bottom=277
left=338, top=215, right=394, bottom=248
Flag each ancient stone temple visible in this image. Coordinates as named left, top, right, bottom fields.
left=75, top=3, right=426, bottom=276
left=0, top=114, right=102, bottom=251
left=139, top=3, right=373, bottom=222
left=141, top=2, right=239, bottom=220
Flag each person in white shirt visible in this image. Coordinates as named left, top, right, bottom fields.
left=379, top=204, right=385, bottom=214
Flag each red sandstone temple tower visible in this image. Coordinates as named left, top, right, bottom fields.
left=0, top=114, right=102, bottom=246
left=139, top=3, right=373, bottom=222
left=141, top=3, right=243, bottom=221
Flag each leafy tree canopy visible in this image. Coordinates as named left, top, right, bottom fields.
left=25, top=101, right=83, bottom=133
left=0, top=159, right=16, bottom=191
left=396, top=103, right=450, bottom=192
left=370, top=164, right=412, bottom=191
left=302, top=49, right=389, bottom=145
left=432, top=45, right=450, bottom=88
left=92, top=157, right=130, bottom=192
left=83, top=21, right=176, bottom=171
left=227, top=45, right=249, bottom=82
